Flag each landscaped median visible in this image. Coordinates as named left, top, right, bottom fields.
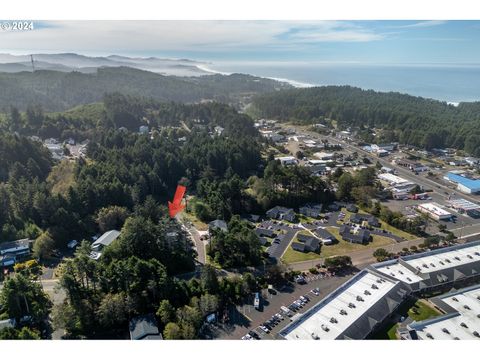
left=281, top=226, right=396, bottom=264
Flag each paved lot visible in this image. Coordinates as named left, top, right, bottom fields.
left=258, top=220, right=301, bottom=259
left=214, top=270, right=358, bottom=340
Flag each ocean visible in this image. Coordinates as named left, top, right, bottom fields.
left=204, top=62, right=480, bottom=104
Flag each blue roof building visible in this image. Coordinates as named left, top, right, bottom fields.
left=444, top=172, right=480, bottom=194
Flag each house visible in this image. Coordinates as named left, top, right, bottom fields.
left=275, top=156, right=298, bottom=166
left=258, top=237, right=269, bottom=246
left=339, top=225, right=371, bottom=244
left=0, top=319, right=16, bottom=331
left=255, top=228, right=275, bottom=238
left=350, top=213, right=380, bottom=227
left=314, top=228, right=336, bottom=245
left=266, top=206, right=296, bottom=222
left=296, top=234, right=320, bottom=252
left=208, top=219, right=228, bottom=233
left=299, top=204, right=323, bottom=218
left=327, top=203, right=340, bottom=211
left=0, top=239, right=32, bottom=267
left=129, top=314, right=162, bottom=340
left=90, top=230, right=121, bottom=260
left=372, top=143, right=395, bottom=152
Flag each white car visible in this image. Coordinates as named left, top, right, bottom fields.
left=260, top=325, right=270, bottom=333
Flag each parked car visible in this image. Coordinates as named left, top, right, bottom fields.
left=311, top=288, right=320, bottom=296
left=248, top=330, right=260, bottom=339
left=260, top=325, right=270, bottom=333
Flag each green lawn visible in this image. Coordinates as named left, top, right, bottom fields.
left=281, top=230, right=321, bottom=263
left=318, top=227, right=394, bottom=259
left=337, top=207, right=418, bottom=241
left=408, top=300, right=441, bottom=321
left=281, top=226, right=395, bottom=264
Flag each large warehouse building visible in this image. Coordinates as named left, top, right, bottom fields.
left=279, top=241, right=480, bottom=340
left=444, top=171, right=480, bottom=194
left=278, top=269, right=410, bottom=340
left=417, top=202, right=454, bottom=221
left=404, top=284, right=480, bottom=340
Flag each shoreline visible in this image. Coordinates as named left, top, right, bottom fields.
left=195, top=64, right=316, bottom=88
left=196, top=63, right=478, bottom=104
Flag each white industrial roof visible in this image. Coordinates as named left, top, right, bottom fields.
left=405, top=243, right=480, bottom=275
left=92, top=230, right=121, bottom=248
left=378, top=173, right=409, bottom=185
left=447, top=198, right=480, bottom=211
left=282, top=271, right=398, bottom=340
left=417, top=203, right=452, bottom=217
left=412, top=286, right=480, bottom=340
left=376, top=262, right=423, bottom=284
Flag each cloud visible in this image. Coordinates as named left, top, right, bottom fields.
left=393, top=20, right=447, bottom=29
left=0, top=20, right=384, bottom=56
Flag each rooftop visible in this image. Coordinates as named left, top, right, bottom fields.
left=280, top=270, right=400, bottom=340
left=91, top=230, right=121, bottom=249
left=446, top=172, right=480, bottom=190
left=417, top=203, right=452, bottom=217
left=409, top=284, right=480, bottom=340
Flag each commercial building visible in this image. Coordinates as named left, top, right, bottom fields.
left=444, top=171, right=480, bottom=194
left=280, top=240, right=480, bottom=340
left=447, top=198, right=480, bottom=216
left=404, top=284, right=480, bottom=340
left=394, top=158, right=429, bottom=172
left=279, top=269, right=410, bottom=340
left=90, top=230, right=121, bottom=260
left=417, top=203, right=453, bottom=221
left=275, top=156, right=298, bottom=166
left=378, top=173, right=410, bottom=186
left=314, top=152, right=335, bottom=161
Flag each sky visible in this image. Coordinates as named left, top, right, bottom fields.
left=1, top=20, right=480, bottom=64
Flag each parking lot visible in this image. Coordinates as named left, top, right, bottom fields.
left=258, top=220, right=301, bottom=259
left=214, top=270, right=357, bottom=340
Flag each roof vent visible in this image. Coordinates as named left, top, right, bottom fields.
left=330, top=317, right=338, bottom=324
left=460, top=322, right=468, bottom=328
left=321, top=324, right=330, bottom=332
left=364, top=290, right=371, bottom=296
left=464, top=305, right=471, bottom=310
left=473, top=331, right=480, bottom=338
left=406, top=277, right=412, bottom=282
left=426, top=333, right=434, bottom=339
left=439, top=261, right=445, bottom=265
left=398, top=270, right=404, bottom=275
left=311, top=332, right=320, bottom=340
left=454, top=337, right=460, bottom=340
left=430, top=263, right=435, bottom=267
left=454, top=256, right=460, bottom=261
left=442, top=328, right=450, bottom=334
left=474, top=252, right=480, bottom=256
left=356, top=296, right=364, bottom=302
left=422, top=264, right=428, bottom=268
left=376, top=279, right=382, bottom=284
left=452, top=297, right=458, bottom=302
left=467, top=255, right=473, bottom=259
left=445, top=259, right=451, bottom=263
left=371, top=284, right=379, bottom=290
left=348, top=302, right=356, bottom=309
left=340, top=309, right=348, bottom=316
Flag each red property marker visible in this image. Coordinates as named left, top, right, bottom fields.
left=168, top=185, right=186, bottom=218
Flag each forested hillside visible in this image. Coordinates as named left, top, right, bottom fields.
left=251, top=86, right=480, bottom=155
left=0, top=67, right=290, bottom=111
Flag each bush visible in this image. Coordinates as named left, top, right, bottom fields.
left=309, top=268, right=319, bottom=274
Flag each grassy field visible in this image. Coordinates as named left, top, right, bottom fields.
left=408, top=299, right=441, bottom=321
left=370, top=298, right=441, bottom=339
left=318, top=227, right=394, bottom=259
left=281, top=230, right=321, bottom=263
left=337, top=207, right=418, bottom=241
left=281, top=226, right=395, bottom=264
